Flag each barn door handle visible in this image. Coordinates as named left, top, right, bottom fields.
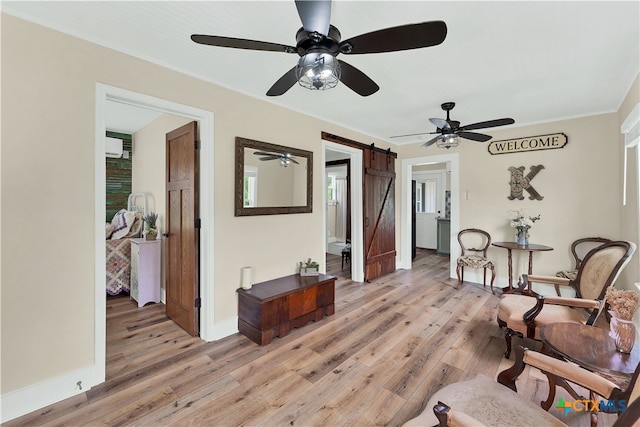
left=365, top=217, right=370, bottom=227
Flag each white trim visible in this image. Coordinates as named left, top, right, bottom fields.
left=400, top=153, right=459, bottom=280
left=322, top=141, right=365, bottom=283
left=1, top=366, right=97, bottom=423
left=622, top=103, right=640, bottom=205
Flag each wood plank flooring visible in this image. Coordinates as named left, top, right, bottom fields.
left=7, top=249, right=618, bottom=426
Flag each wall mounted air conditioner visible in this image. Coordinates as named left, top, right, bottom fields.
left=105, top=137, right=123, bottom=158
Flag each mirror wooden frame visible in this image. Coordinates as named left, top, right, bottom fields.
left=235, top=137, right=313, bottom=216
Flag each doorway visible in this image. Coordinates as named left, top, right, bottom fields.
left=400, top=153, right=459, bottom=279
left=94, top=83, right=215, bottom=386
left=323, top=141, right=364, bottom=282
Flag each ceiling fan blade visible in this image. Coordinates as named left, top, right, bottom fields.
left=191, top=34, right=296, bottom=53
left=429, top=118, right=450, bottom=130
left=458, top=131, right=493, bottom=142
left=421, top=135, right=441, bottom=147
left=337, top=60, right=379, bottom=96
left=295, top=0, right=331, bottom=36
left=259, top=156, right=280, bottom=161
left=289, top=158, right=300, bottom=164
left=390, top=131, right=438, bottom=138
left=266, top=66, right=299, bottom=96
left=460, top=118, right=515, bottom=131
left=254, top=151, right=278, bottom=156
left=340, top=21, right=447, bottom=55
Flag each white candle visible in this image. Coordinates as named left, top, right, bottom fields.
left=241, top=267, right=252, bottom=289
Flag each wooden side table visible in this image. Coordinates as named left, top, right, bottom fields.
left=541, top=323, right=639, bottom=426
left=491, top=241, right=553, bottom=294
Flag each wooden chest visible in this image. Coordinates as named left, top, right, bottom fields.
left=237, top=273, right=336, bottom=345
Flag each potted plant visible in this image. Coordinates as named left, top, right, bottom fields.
left=299, top=258, right=319, bottom=276
left=143, top=212, right=158, bottom=240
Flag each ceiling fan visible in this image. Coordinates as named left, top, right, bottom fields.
left=391, top=102, right=515, bottom=148
left=254, top=150, right=299, bottom=167
left=191, top=0, right=447, bottom=97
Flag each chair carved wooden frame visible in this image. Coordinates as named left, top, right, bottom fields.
left=555, top=236, right=612, bottom=284
left=456, top=228, right=496, bottom=293
left=497, top=240, right=636, bottom=359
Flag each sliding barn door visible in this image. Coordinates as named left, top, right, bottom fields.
left=363, top=148, right=396, bottom=281
left=165, top=121, right=199, bottom=336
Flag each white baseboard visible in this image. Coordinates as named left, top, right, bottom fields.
left=1, top=365, right=99, bottom=423
left=210, top=316, right=239, bottom=341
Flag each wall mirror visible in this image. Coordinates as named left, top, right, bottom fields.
left=235, top=137, right=313, bottom=216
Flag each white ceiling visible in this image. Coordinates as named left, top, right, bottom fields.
left=3, top=1, right=639, bottom=144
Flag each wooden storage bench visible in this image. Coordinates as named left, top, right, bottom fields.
left=237, top=273, right=336, bottom=345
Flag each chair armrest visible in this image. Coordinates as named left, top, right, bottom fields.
left=523, top=349, right=619, bottom=398
left=526, top=274, right=572, bottom=286
left=433, top=402, right=487, bottom=427
left=542, top=296, right=602, bottom=310
left=522, top=295, right=604, bottom=326
left=522, top=274, right=572, bottom=295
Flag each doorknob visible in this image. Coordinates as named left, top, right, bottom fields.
left=163, top=233, right=169, bottom=238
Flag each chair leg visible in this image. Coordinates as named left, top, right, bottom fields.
left=482, top=267, right=487, bottom=287
left=456, top=264, right=462, bottom=289
left=504, top=328, right=523, bottom=359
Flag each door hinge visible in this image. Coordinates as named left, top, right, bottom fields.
left=195, top=218, right=201, bottom=229
left=195, top=139, right=200, bottom=150
left=194, top=297, right=201, bottom=308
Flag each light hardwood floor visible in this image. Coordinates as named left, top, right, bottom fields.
left=7, top=249, right=618, bottom=426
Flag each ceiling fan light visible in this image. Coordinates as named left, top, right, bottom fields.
left=296, top=51, right=340, bottom=91
left=280, top=157, right=292, bottom=167
left=436, top=133, right=459, bottom=149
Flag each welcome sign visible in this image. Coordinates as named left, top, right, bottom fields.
left=488, top=133, right=568, bottom=155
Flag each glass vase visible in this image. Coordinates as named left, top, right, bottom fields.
left=609, top=311, right=636, bottom=353
left=515, top=228, right=529, bottom=246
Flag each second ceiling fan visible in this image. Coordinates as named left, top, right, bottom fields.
left=191, top=0, right=447, bottom=96
left=391, top=102, right=515, bottom=148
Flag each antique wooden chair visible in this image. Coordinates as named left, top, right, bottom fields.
left=402, top=345, right=640, bottom=427
left=555, top=237, right=612, bottom=284
left=456, top=228, right=496, bottom=293
left=497, top=240, right=635, bottom=359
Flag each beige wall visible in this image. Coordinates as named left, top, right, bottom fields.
left=0, top=14, right=390, bottom=395
left=618, top=74, right=640, bottom=288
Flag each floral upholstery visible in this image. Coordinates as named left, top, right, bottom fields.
left=555, top=269, right=577, bottom=281
left=458, top=255, right=492, bottom=269
left=402, top=375, right=565, bottom=427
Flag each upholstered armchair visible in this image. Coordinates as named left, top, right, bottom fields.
left=456, top=228, right=496, bottom=293
left=497, top=240, right=635, bottom=358
left=403, top=345, right=640, bottom=427
left=555, top=237, right=612, bottom=283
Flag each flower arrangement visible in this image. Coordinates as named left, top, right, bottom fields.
left=509, top=209, right=541, bottom=232
left=143, top=212, right=158, bottom=235
left=605, top=287, right=640, bottom=320
left=299, top=258, right=319, bottom=276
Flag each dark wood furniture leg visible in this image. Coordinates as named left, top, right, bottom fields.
left=500, top=248, right=514, bottom=293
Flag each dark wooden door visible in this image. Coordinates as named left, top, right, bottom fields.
left=363, top=149, right=396, bottom=281
left=165, top=121, right=199, bottom=336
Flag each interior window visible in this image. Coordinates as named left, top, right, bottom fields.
left=244, top=166, right=258, bottom=207
left=327, top=174, right=337, bottom=203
